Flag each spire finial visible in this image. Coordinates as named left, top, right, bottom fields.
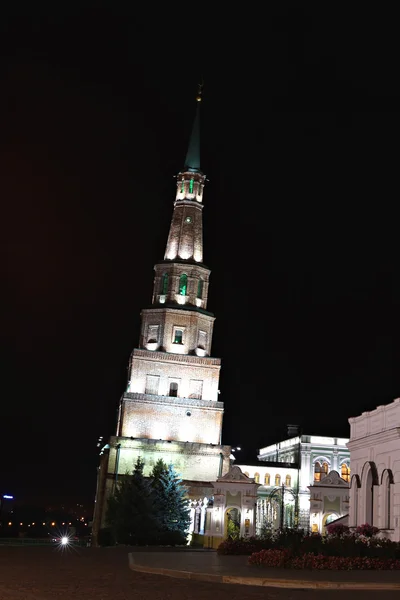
left=196, top=79, right=203, bottom=103
left=184, top=82, right=202, bottom=172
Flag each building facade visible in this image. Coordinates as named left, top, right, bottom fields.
left=238, top=432, right=350, bottom=533
left=348, top=397, right=400, bottom=541
left=92, top=92, right=231, bottom=543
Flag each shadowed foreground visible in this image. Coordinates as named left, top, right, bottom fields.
left=0, top=546, right=400, bottom=600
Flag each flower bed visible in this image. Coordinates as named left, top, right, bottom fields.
left=218, top=526, right=400, bottom=569
left=248, top=549, right=400, bottom=570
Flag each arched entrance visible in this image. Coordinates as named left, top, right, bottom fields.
left=322, top=512, right=339, bottom=534
left=225, top=507, right=241, bottom=540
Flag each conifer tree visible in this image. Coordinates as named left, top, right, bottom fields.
left=106, top=456, right=159, bottom=545
left=151, top=462, right=191, bottom=545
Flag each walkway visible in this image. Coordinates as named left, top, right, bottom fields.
left=129, top=548, right=400, bottom=590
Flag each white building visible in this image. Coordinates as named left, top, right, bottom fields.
left=238, top=432, right=350, bottom=532
left=348, top=397, right=400, bottom=541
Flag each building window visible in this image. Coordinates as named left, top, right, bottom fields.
left=179, top=274, right=188, bottom=295
left=275, top=474, right=281, bottom=486
left=264, top=473, right=270, bottom=485
left=254, top=473, right=260, bottom=484
left=189, top=178, right=194, bottom=194
left=314, top=461, right=329, bottom=482
left=341, top=463, right=350, bottom=483
left=147, top=325, right=159, bottom=344
left=173, top=329, right=183, bottom=344
left=180, top=178, right=185, bottom=193
left=169, top=382, right=178, bottom=397
left=285, top=475, right=291, bottom=487
left=197, top=279, right=203, bottom=299
left=145, top=375, right=160, bottom=395
left=161, top=273, right=168, bottom=295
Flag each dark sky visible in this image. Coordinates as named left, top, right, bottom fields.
left=2, top=8, right=400, bottom=507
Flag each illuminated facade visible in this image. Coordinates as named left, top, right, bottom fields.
left=238, top=433, right=350, bottom=533
left=348, top=398, right=400, bottom=541
left=92, top=92, right=231, bottom=542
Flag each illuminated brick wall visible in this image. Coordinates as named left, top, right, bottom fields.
left=120, top=393, right=223, bottom=443
left=140, top=308, right=215, bottom=355
left=93, top=437, right=231, bottom=533
left=128, top=350, right=221, bottom=401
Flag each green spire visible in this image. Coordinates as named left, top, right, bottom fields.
left=184, top=86, right=202, bottom=172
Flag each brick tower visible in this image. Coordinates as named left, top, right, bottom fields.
left=92, top=89, right=231, bottom=539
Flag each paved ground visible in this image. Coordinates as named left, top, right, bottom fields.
left=0, top=546, right=400, bottom=600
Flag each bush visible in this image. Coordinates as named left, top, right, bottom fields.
left=356, top=523, right=380, bottom=537
left=248, top=549, right=400, bottom=570
left=217, top=536, right=268, bottom=555
left=326, top=523, right=350, bottom=537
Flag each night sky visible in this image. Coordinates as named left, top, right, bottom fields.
left=2, top=8, right=400, bottom=507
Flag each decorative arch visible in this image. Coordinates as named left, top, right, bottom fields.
left=264, top=473, right=270, bottom=486
left=275, top=474, right=281, bottom=486
left=360, top=461, right=379, bottom=526
left=350, top=474, right=361, bottom=489
left=285, top=475, right=291, bottom=487
left=381, top=469, right=394, bottom=529
left=380, top=468, right=394, bottom=485
left=360, top=461, right=379, bottom=486
left=254, top=472, right=260, bottom=484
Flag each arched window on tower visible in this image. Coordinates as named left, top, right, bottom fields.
left=180, top=177, right=185, bottom=194
left=197, top=279, right=204, bottom=299
left=264, top=473, right=270, bottom=486
left=341, top=463, right=351, bottom=483
left=275, top=474, right=281, bottom=486
left=254, top=473, right=260, bottom=484
left=189, top=178, right=194, bottom=194
left=285, top=475, right=291, bottom=487
left=179, top=274, right=188, bottom=296
left=161, top=273, right=168, bottom=295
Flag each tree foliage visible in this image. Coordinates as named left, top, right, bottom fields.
left=151, top=461, right=191, bottom=544
left=105, top=457, right=191, bottom=546
left=106, top=457, right=159, bottom=545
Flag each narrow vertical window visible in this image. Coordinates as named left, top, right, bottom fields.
left=179, top=274, right=188, bottom=295
left=174, top=329, right=183, bottom=344
left=169, top=382, right=178, bottom=397
left=314, top=462, right=321, bottom=482
left=197, top=279, right=203, bottom=299
left=264, top=473, right=270, bottom=485
left=285, top=475, right=291, bottom=487
left=180, top=178, right=185, bottom=193
left=161, top=273, right=168, bottom=295
left=341, top=464, right=350, bottom=483
left=275, top=474, right=281, bottom=486
left=189, top=178, right=194, bottom=194
left=254, top=473, right=260, bottom=484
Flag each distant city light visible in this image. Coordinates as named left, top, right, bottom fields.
left=3, top=495, right=13, bottom=500
left=61, top=537, right=69, bottom=546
